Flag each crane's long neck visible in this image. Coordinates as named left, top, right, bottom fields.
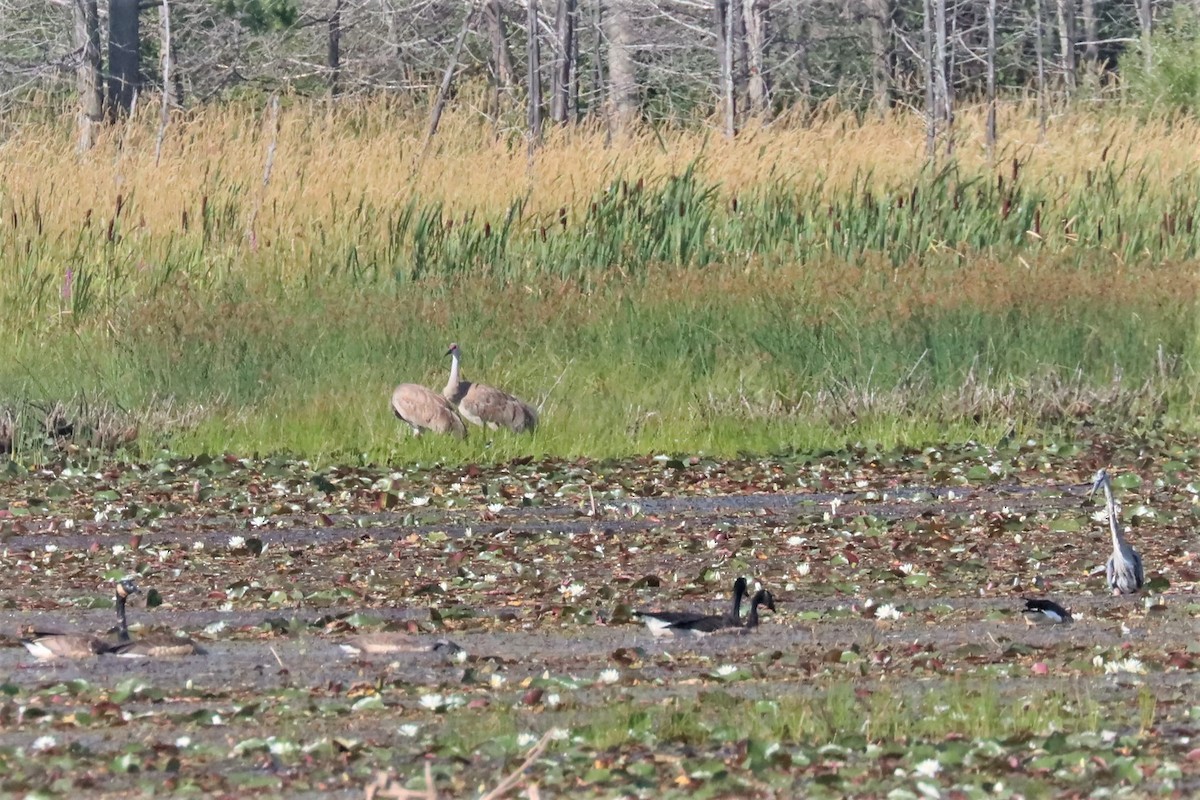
left=446, top=353, right=462, bottom=393
left=1103, top=482, right=1126, bottom=552
left=116, top=593, right=131, bottom=643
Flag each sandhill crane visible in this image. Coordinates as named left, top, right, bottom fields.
left=1022, top=597, right=1072, bottom=625
left=633, top=577, right=748, bottom=638
left=444, top=343, right=537, bottom=433
left=107, top=579, right=206, bottom=657
left=18, top=581, right=134, bottom=659
left=391, top=383, right=466, bottom=439
left=1090, top=468, right=1145, bottom=596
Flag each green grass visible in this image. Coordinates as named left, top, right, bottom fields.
left=4, top=106, right=1200, bottom=462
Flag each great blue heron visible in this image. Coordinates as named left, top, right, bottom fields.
left=444, top=343, right=538, bottom=433
left=1090, top=468, right=1145, bottom=596
left=634, top=577, right=748, bottom=638
left=1022, top=597, right=1072, bottom=625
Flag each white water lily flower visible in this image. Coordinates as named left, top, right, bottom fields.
left=487, top=503, right=504, bottom=513
left=546, top=693, right=562, bottom=709
left=875, top=604, right=902, bottom=621
left=31, top=736, right=56, bottom=753
left=787, top=535, right=806, bottom=546
left=228, top=535, right=246, bottom=549
left=715, top=664, right=739, bottom=677
left=453, top=649, right=468, bottom=664
left=1104, top=658, right=1146, bottom=675
left=249, top=516, right=268, bottom=528
left=517, top=732, right=538, bottom=748
left=419, top=693, right=445, bottom=710
left=111, top=544, right=126, bottom=555
left=44, top=544, right=58, bottom=553
left=192, top=541, right=205, bottom=551
left=489, top=674, right=507, bottom=688
left=913, top=758, right=941, bottom=778
left=410, top=496, right=430, bottom=507
left=598, top=669, right=620, bottom=684
left=175, top=736, right=192, bottom=748
left=898, top=563, right=915, bottom=575
left=797, top=562, right=811, bottom=576
left=398, top=724, right=420, bottom=738
left=559, top=582, right=586, bottom=600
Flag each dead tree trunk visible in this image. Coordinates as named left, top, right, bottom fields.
left=484, top=0, right=517, bottom=93
left=568, top=0, right=580, bottom=121
left=161, top=0, right=183, bottom=109
left=1081, top=0, right=1099, bottom=65
left=605, top=0, right=637, bottom=135
left=550, top=0, right=575, bottom=124
left=1035, top=0, right=1047, bottom=139
left=985, top=0, right=996, bottom=159
left=742, top=0, right=768, bottom=116
left=107, top=0, right=140, bottom=118
left=592, top=1, right=604, bottom=121
left=933, top=0, right=951, bottom=154
left=1055, top=0, right=1076, bottom=93
left=328, top=0, right=344, bottom=96
left=1137, top=0, right=1152, bottom=73
left=155, top=0, right=173, bottom=164
left=418, top=3, right=479, bottom=166
left=72, top=0, right=103, bottom=151
left=864, top=0, right=891, bottom=113
left=715, top=0, right=736, bottom=136
left=922, top=0, right=935, bottom=159
left=527, top=0, right=543, bottom=145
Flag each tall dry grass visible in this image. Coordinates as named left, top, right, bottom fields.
left=2, top=99, right=1199, bottom=241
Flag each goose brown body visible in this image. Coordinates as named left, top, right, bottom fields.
left=108, top=580, right=205, bottom=658
left=18, top=579, right=141, bottom=660
left=339, top=633, right=461, bottom=656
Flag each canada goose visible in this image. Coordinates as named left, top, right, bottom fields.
left=339, top=633, right=462, bottom=656
left=107, top=580, right=206, bottom=658
left=18, top=579, right=138, bottom=660
left=1090, top=469, right=1145, bottom=595
left=391, top=383, right=467, bottom=439
left=1022, top=597, right=1072, bottom=625
left=739, top=588, right=776, bottom=630
left=633, top=577, right=748, bottom=638
left=444, top=343, right=537, bottom=433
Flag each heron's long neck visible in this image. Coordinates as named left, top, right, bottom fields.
left=116, top=594, right=131, bottom=642
left=1104, top=484, right=1126, bottom=551
left=447, top=353, right=462, bottom=392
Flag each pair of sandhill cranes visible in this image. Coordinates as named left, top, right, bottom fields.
left=392, top=343, right=537, bottom=439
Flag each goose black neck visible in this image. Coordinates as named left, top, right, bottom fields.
left=729, top=578, right=748, bottom=622
left=116, top=592, right=131, bottom=643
